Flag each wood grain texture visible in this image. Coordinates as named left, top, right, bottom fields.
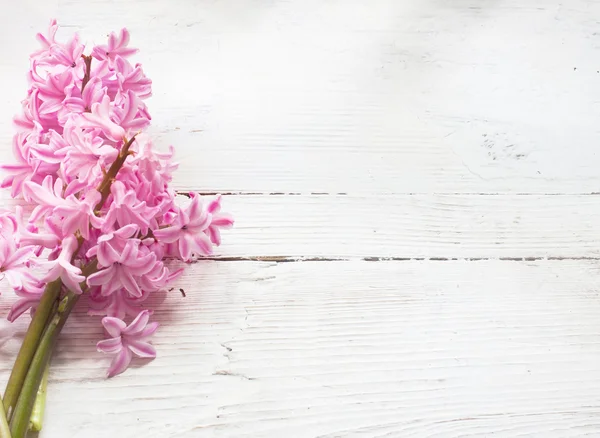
left=2, top=0, right=600, bottom=193
left=4, top=191, right=600, bottom=260
left=3, top=261, right=600, bottom=437
left=0, top=0, right=599, bottom=437
left=221, top=194, right=600, bottom=259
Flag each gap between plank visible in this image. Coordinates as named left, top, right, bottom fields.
left=193, top=256, right=600, bottom=263
left=177, top=191, right=600, bottom=196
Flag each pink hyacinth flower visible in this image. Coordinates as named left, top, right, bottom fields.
left=36, top=69, right=73, bottom=116
left=63, top=76, right=106, bottom=115
left=97, top=310, right=158, bottom=377
left=54, top=190, right=100, bottom=240
left=79, top=95, right=126, bottom=142
left=15, top=206, right=60, bottom=249
left=29, top=130, right=68, bottom=165
left=30, top=19, right=58, bottom=62
left=7, top=281, right=45, bottom=322
left=87, top=240, right=157, bottom=297
left=113, top=89, right=150, bottom=133
left=153, top=193, right=213, bottom=261
left=1, top=21, right=233, bottom=378
left=92, top=28, right=138, bottom=65
left=0, top=239, right=35, bottom=291
left=50, top=34, right=84, bottom=68
left=23, top=175, right=68, bottom=224
left=40, top=235, right=85, bottom=294
left=1, top=132, right=36, bottom=198
left=114, top=57, right=152, bottom=99
left=88, top=286, right=150, bottom=319
left=86, top=223, right=138, bottom=266
left=0, top=213, right=36, bottom=289
left=205, top=194, right=234, bottom=246
left=58, top=124, right=117, bottom=185
left=101, top=181, right=159, bottom=234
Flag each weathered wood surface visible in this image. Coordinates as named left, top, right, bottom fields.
left=2, top=0, right=600, bottom=436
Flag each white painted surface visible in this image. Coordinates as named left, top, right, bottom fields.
left=1, top=0, right=600, bottom=436
left=5, top=261, right=600, bottom=437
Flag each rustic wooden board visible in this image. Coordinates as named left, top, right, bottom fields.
left=1, top=0, right=599, bottom=437
left=219, top=194, right=600, bottom=259
left=2, top=0, right=600, bottom=194
left=2, top=193, right=600, bottom=260
left=3, top=261, right=600, bottom=437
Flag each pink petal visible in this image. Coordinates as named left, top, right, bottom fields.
left=186, top=195, right=203, bottom=222
left=117, top=47, right=138, bottom=57
left=107, top=32, right=118, bottom=51
left=111, top=180, right=127, bottom=202
left=40, top=262, right=61, bottom=284
left=118, top=28, right=130, bottom=48
left=103, top=274, right=124, bottom=296
left=122, top=90, right=139, bottom=123
left=189, top=210, right=210, bottom=230
left=119, top=239, right=136, bottom=261
left=60, top=268, right=84, bottom=294
left=211, top=214, right=234, bottom=228
left=4, top=271, right=26, bottom=290
left=124, top=118, right=149, bottom=132
left=178, top=236, right=192, bottom=261
left=206, top=226, right=221, bottom=246
left=59, top=235, right=80, bottom=261
left=193, top=232, right=213, bottom=256
left=97, top=242, right=120, bottom=267
left=92, top=46, right=107, bottom=61
left=23, top=179, right=61, bottom=207
left=62, top=97, right=84, bottom=113
left=82, top=77, right=102, bottom=105
left=5, top=246, right=34, bottom=269
left=38, top=99, right=64, bottom=115
left=97, top=337, right=123, bottom=354
left=140, top=321, right=159, bottom=338
left=84, top=114, right=125, bottom=142
left=138, top=265, right=167, bottom=290
left=107, top=347, right=132, bottom=378
left=114, top=224, right=138, bottom=238
left=179, top=209, right=190, bottom=227
left=125, top=258, right=155, bottom=276
left=101, top=316, right=127, bottom=337
left=7, top=298, right=35, bottom=322
left=127, top=340, right=156, bottom=358
left=206, top=194, right=222, bottom=214
left=29, top=145, right=64, bottom=163
left=80, top=96, right=126, bottom=142
left=87, top=266, right=115, bottom=286
left=125, top=250, right=154, bottom=268
left=153, top=226, right=181, bottom=244
left=120, top=271, right=142, bottom=298
left=61, top=213, right=86, bottom=239
left=123, top=310, right=151, bottom=336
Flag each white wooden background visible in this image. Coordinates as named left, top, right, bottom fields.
left=2, top=0, right=600, bottom=436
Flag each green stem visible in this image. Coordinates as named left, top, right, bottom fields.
left=0, top=393, right=10, bottom=438
left=28, top=363, right=49, bottom=432
left=3, top=280, right=61, bottom=418
left=9, top=293, right=79, bottom=438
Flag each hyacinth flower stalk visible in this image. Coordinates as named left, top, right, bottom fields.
left=0, top=21, right=233, bottom=438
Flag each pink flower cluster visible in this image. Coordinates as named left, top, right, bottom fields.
left=0, top=21, right=232, bottom=377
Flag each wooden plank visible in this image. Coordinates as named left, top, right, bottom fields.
left=2, top=1, right=600, bottom=193
left=0, top=2, right=598, bottom=438
left=1, top=192, right=598, bottom=259
left=2, top=260, right=600, bottom=436
left=218, top=194, right=600, bottom=259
